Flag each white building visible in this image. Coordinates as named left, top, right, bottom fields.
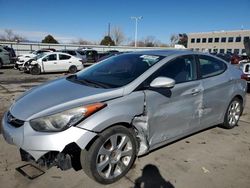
left=187, top=30, right=250, bottom=54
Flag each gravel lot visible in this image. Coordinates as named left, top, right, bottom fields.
left=0, top=66, right=250, bottom=188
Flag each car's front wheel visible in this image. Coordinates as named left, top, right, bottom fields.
left=81, top=126, right=137, bottom=184
left=222, top=97, right=243, bottom=129
left=30, top=65, right=41, bottom=75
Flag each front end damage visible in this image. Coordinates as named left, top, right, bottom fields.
left=132, top=115, right=150, bottom=156
left=132, top=91, right=150, bottom=156
left=2, top=111, right=97, bottom=171
left=20, top=142, right=83, bottom=171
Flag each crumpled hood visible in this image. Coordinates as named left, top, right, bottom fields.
left=10, top=78, right=124, bottom=120
left=19, top=53, right=35, bottom=58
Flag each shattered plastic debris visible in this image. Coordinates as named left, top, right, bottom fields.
left=202, top=167, right=210, bottom=174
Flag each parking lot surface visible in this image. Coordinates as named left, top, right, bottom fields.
left=0, top=67, right=250, bottom=188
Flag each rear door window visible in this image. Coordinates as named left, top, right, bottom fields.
left=198, top=55, right=226, bottom=78
left=59, top=54, right=71, bottom=60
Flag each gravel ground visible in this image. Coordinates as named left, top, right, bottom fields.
left=0, top=66, right=250, bottom=188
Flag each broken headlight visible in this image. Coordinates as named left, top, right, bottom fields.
left=30, top=103, right=106, bottom=132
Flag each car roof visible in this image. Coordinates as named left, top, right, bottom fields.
left=61, top=49, right=77, bottom=52
left=44, top=52, right=73, bottom=56
left=131, top=49, right=196, bottom=57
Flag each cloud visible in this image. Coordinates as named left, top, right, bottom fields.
left=0, top=28, right=77, bottom=43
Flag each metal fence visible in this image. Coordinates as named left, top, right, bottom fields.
left=0, top=41, right=169, bottom=55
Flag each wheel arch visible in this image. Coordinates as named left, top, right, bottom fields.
left=233, top=94, right=243, bottom=103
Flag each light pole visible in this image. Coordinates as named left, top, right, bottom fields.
left=131, top=16, right=143, bottom=47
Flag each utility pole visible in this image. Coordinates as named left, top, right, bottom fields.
left=131, top=16, right=143, bottom=47
left=108, top=23, right=111, bottom=37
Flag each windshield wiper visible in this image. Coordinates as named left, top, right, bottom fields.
left=66, top=74, right=78, bottom=80
left=67, top=75, right=110, bottom=88
left=80, top=79, right=111, bottom=88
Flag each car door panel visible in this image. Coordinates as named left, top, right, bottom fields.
left=141, top=55, right=203, bottom=148
left=42, top=54, right=58, bottom=72
left=201, top=71, right=232, bottom=126
left=58, top=54, right=72, bottom=71
left=0, top=48, right=10, bottom=64
left=198, top=55, right=231, bottom=127
left=145, top=80, right=203, bottom=147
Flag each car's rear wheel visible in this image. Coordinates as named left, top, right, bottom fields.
left=81, top=126, right=137, bottom=184
left=30, top=66, right=41, bottom=75
left=222, top=97, right=243, bottom=129
left=68, top=65, right=77, bottom=74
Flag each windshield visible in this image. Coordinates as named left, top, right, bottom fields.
left=34, top=53, right=46, bottom=60
left=72, top=53, right=164, bottom=88
left=77, top=51, right=86, bottom=55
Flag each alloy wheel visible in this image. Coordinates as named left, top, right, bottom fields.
left=227, top=100, right=241, bottom=127
left=96, top=134, right=133, bottom=179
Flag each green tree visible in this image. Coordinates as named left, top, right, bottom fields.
left=100, top=36, right=115, bottom=46
left=42, top=35, right=59, bottom=44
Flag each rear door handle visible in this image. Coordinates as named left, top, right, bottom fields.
left=191, top=89, right=202, bottom=95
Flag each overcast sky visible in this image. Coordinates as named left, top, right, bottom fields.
left=0, top=0, right=250, bottom=43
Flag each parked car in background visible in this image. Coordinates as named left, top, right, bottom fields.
left=21, top=52, right=48, bottom=72
left=106, top=50, right=119, bottom=54
left=97, top=52, right=123, bottom=62
left=15, top=48, right=56, bottom=69
left=0, top=45, right=11, bottom=68
left=3, top=46, right=16, bottom=63
left=240, top=38, right=250, bottom=89
left=230, top=54, right=241, bottom=65
left=26, top=52, right=84, bottom=74
left=215, top=53, right=231, bottom=63
left=2, top=50, right=246, bottom=184
left=59, top=49, right=87, bottom=62
left=240, top=63, right=250, bottom=86
left=81, top=49, right=99, bottom=63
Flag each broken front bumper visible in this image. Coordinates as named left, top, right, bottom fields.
left=1, top=112, right=97, bottom=161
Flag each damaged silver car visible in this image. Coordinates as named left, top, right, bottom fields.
left=1, top=50, right=247, bottom=184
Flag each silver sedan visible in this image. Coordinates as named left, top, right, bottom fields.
left=1, top=50, right=247, bottom=184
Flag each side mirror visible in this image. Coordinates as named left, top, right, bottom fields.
left=150, top=77, right=175, bottom=88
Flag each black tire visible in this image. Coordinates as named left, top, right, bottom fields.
left=222, top=97, right=243, bottom=129
left=30, top=66, right=41, bottom=75
left=81, top=125, right=137, bottom=184
left=68, top=65, right=77, bottom=74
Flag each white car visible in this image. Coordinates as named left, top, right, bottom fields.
left=240, top=61, right=250, bottom=85
left=27, top=52, right=84, bottom=75
left=15, top=49, right=55, bottom=70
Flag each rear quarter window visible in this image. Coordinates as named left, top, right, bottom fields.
left=198, top=55, right=227, bottom=78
